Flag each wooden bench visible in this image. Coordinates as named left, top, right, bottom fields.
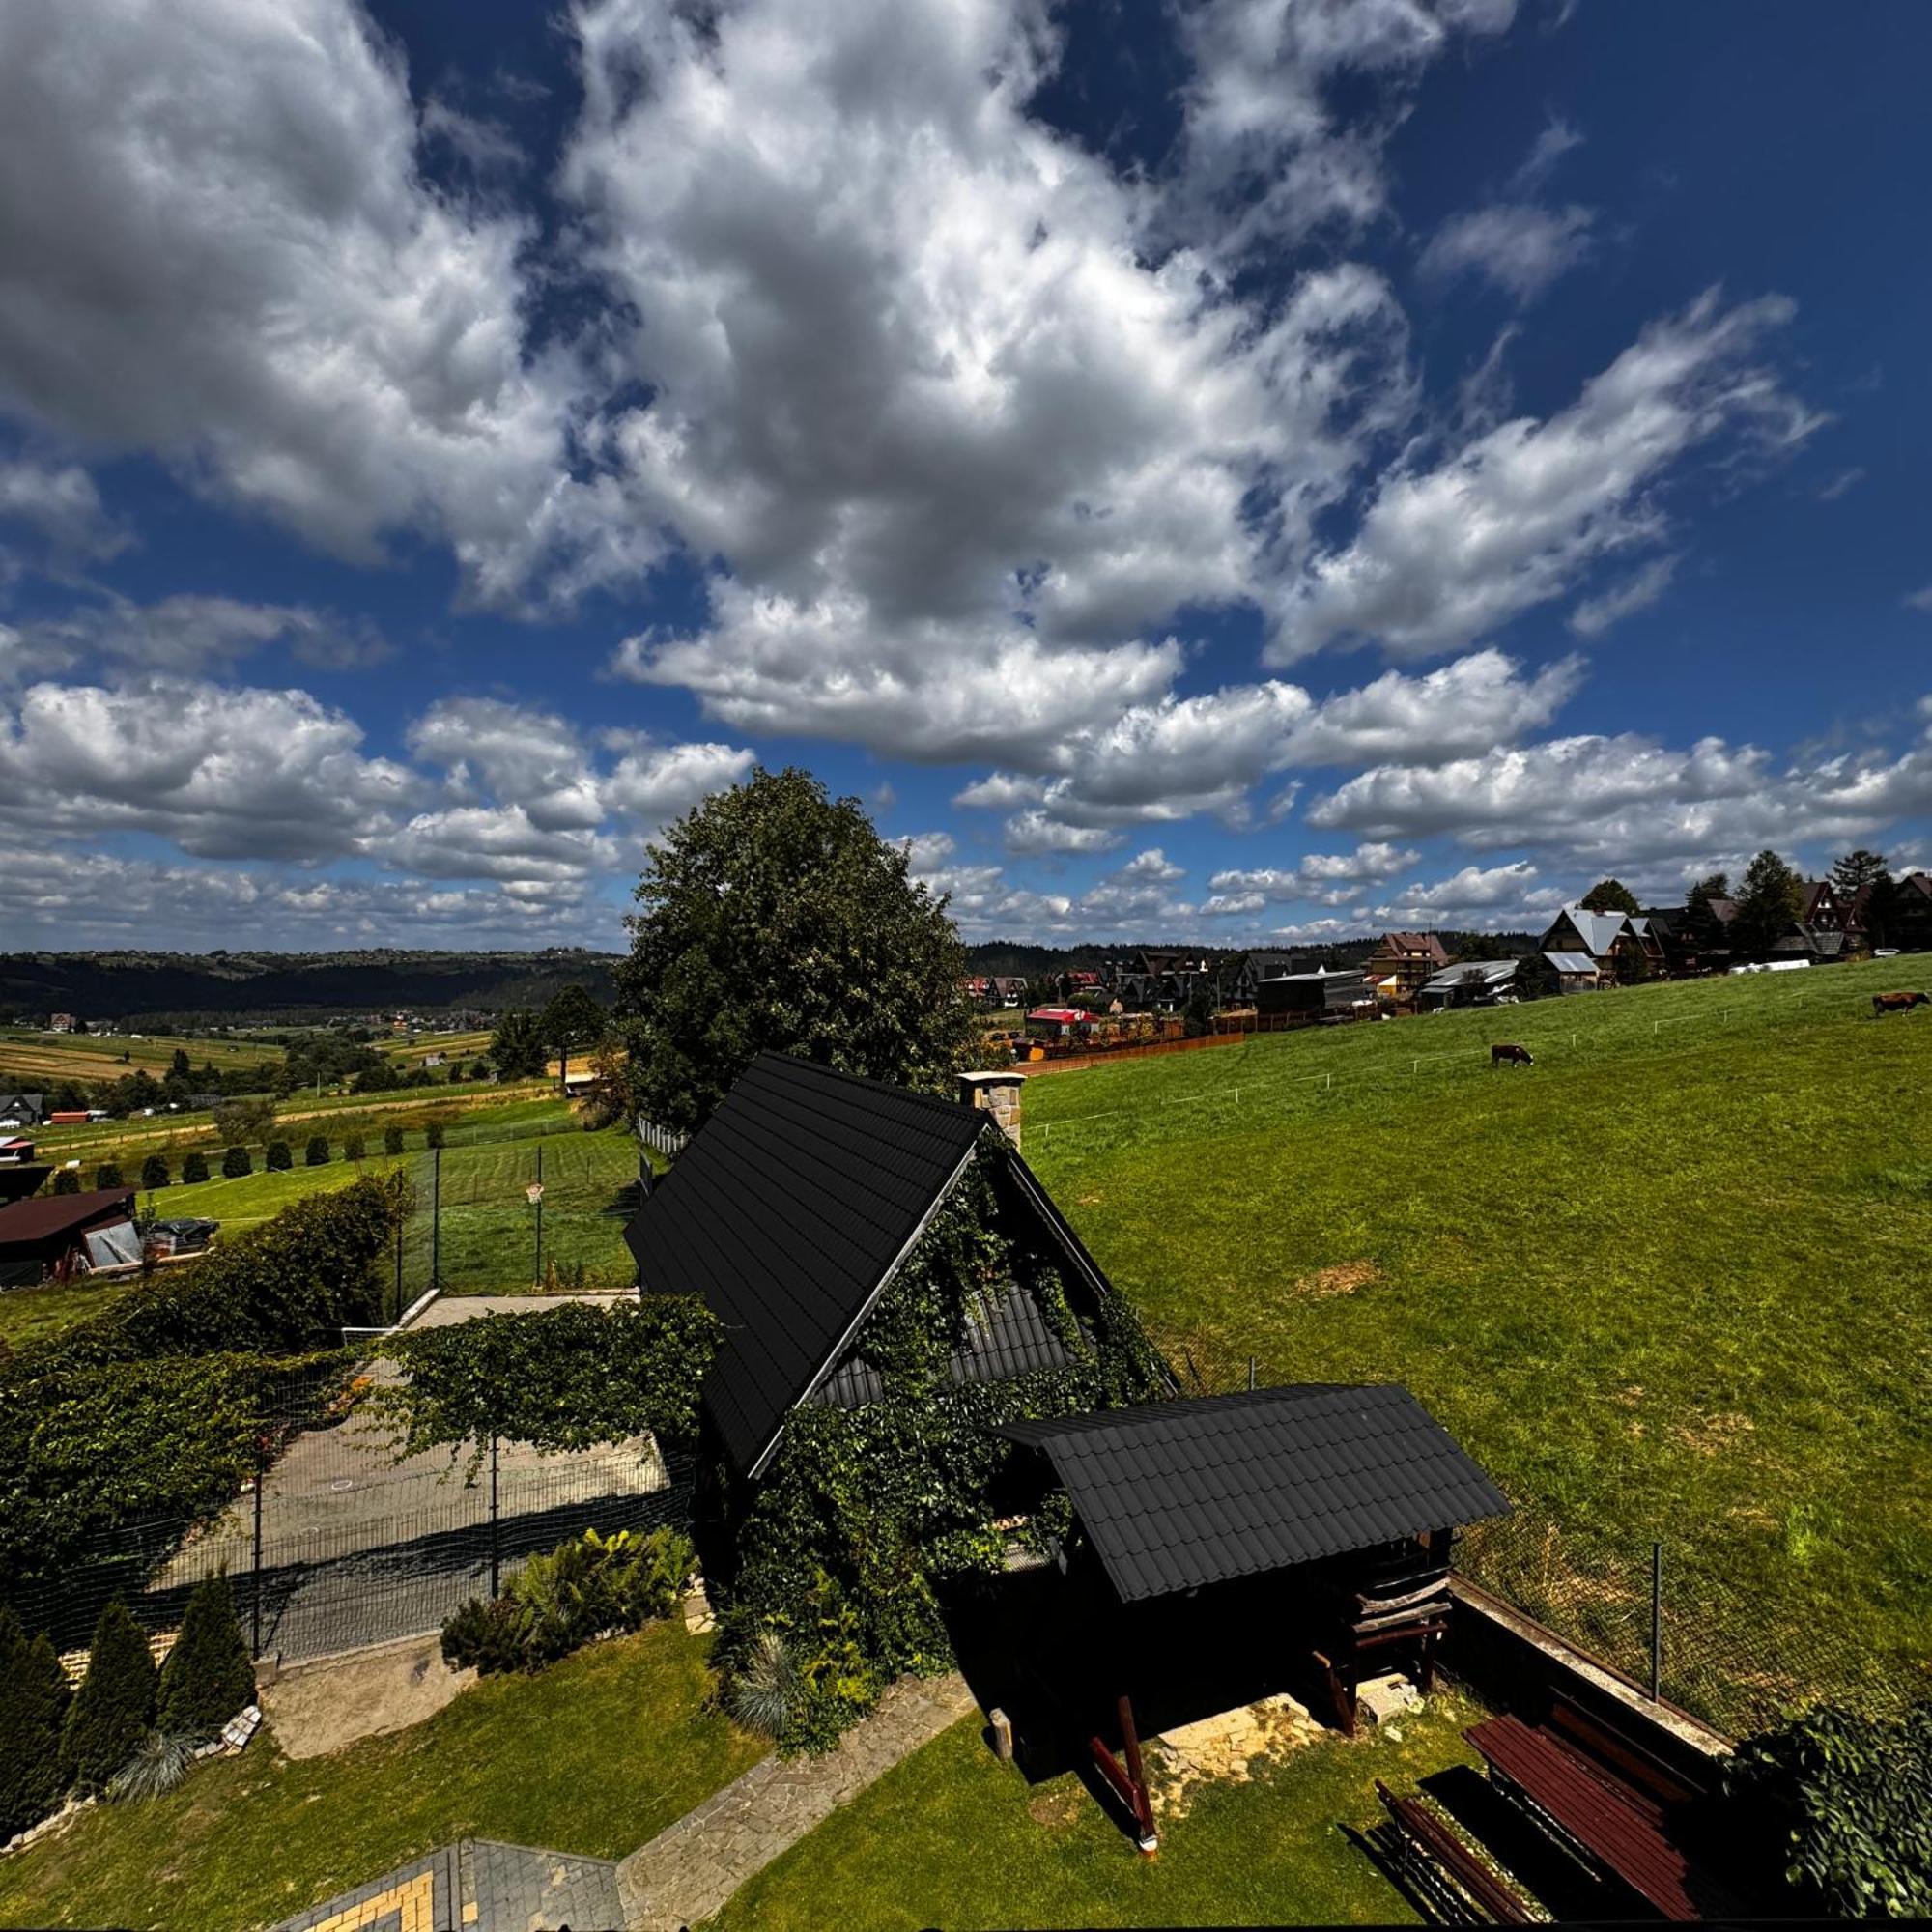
left=1546, top=1690, right=1704, bottom=1815
left=1466, top=1715, right=1742, bottom=1921
left=1375, top=1779, right=1532, bottom=1924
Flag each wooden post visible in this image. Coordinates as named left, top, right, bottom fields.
left=1117, top=1691, right=1157, bottom=1853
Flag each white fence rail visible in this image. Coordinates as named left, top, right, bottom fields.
left=636, top=1116, right=689, bottom=1158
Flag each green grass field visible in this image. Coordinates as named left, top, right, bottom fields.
left=709, top=1696, right=1485, bottom=1932
left=0, top=1622, right=762, bottom=1932
left=1024, top=958, right=1932, bottom=1724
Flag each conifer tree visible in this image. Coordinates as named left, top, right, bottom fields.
left=156, top=1575, right=255, bottom=1739
left=59, top=1602, right=156, bottom=1795
left=0, top=1608, right=71, bottom=1840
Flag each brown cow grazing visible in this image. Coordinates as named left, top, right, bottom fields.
left=1872, top=990, right=1930, bottom=1016
left=1491, top=1043, right=1534, bottom=1068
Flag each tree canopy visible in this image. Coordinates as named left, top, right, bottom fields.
left=1832, top=848, right=1889, bottom=900
left=1580, top=877, right=1640, bottom=916
left=539, top=982, right=608, bottom=1093
left=489, top=1007, right=547, bottom=1080
left=614, top=767, right=980, bottom=1132
left=1731, top=848, right=1807, bottom=957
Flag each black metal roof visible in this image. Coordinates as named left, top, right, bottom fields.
left=1000, top=1384, right=1509, bottom=1604
left=811, top=1284, right=1074, bottom=1408
left=624, top=1052, right=988, bottom=1476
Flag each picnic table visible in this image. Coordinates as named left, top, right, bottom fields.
left=1465, top=1714, right=1740, bottom=1921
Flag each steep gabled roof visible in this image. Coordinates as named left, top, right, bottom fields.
left=1000, top=1385, right=1509, bottom=1604
left=624, top=1053, right=987, bottom=1477
left=1547, top=906, right=1633, bottom=958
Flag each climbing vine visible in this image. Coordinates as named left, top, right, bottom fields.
left=716, top=1133, right=1165, bottom=1751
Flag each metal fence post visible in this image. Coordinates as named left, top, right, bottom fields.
left=430, top=1145, right=440, bottom=1290
left=1247, top=1356, right=1256, bottom=1390
left=250, top=1440, right=265, bottom=1659
left=489, top=1432, right=501, bottom=1599
left=392, top=1201, right=404, bottom=1323
left=535, top=1143, right=544, bottom=1286
left=1650, top=1541, right=1662, bottom=1699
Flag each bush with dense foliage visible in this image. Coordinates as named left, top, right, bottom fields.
left=0, top=1179, right=403, bottom=1586
left=440, top=1525, right=694, bottom=1675
left=53, top=1168, right=80, bottom=1195
left=1726, top=1702, right=1932, bottom=1917
left=715, top=1143, right=1165, bottom=1752
left=425, top=1121, right=444, bottom=1151
left=181, top=1151, right=209, bottom=1184
left=156, top=1575, right=254, bottom=1739
left=375, top=1297, right=719, bottom=1466
left=614, top=767, right=980, bottom=1134
left=383, top=1123, right=405, bottom=1156
left=59, top=1602, right=156, bottom=1796
left=304, top=1135, right=329, bottom=1166
left=138, top=1154, right=169, bottom=1191
left=0, top=1606, right=70, bottom=1841
left=265, top=1140, right=292, bottom=1172
left=343, top=1133, right=366, bottom=1162
left=220, top=1146, right=250, bottom=1179
left=95, top=1163, right=124, bottom=1190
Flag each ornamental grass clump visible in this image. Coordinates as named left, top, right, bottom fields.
left=105, top=1730, right=199, bottom=1804
left=440, top=1525, right=695, bottom=1676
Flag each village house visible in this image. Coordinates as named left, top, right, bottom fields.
left=1364, top=932, right=1450, bottom=1002
left=0, top=1092, right=45, bottom=1127
left=1536, top=906, right=1646, bottom=984
left=1416, top=957, right=1520, bottom=1009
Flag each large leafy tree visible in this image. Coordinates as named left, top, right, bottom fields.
left=1731, top=848, right=1807, bottom=957
left=539, top=982, right=608, bottom=1094
left=1580, top=877, right=1640, bottom=916
left=616, top=768, right=980, bottom=1132
left=489, top=1007, right=547, bottom=1081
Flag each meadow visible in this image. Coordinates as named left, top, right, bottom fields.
left=1025, top=957, right=1932, bottom=1726
left=0, top=1028, right=282, bottom=1088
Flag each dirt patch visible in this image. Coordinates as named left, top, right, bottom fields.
left=1026, top=1783, right=1086, bottom=1831
left=1076, top=1192, right=1104, bottom=1206
left=1149, top=1693, right=1329, bottom=1818
left=1288, top=1260, right=1380, bottom=1300
left=1675, top=1411, right=1755, bottom=1457
left=260, top=1634, right=475, bottom=1759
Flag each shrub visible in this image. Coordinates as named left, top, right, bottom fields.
left=221, top=1146, right=250, bottom=1179
left=0, top=1607, right=70, bottom=1841
left=156, top=1574, right=255, bottom=1739
left=425, top=1121, right=445, bottom=1150
left=440, top=1525, right=694, bottom=1676
left=60, top=1601, right=156, bottom=1796
left=95, top=1162, right=124, bottom=1190
left=265, top=1140, right=292, bottom=1172
left=181, top=1151, right=210, bottom=1184
left=139, top=1154, right=170, bottom=1191
left=1727, top=1701, right=1932, bottom=1917
left=343, top=1134, right=366, bottom=1162
left=304, top=1136, right=329, bottom=1167
left=105, top=1730, right=199, bottom=1803
left=53, top=1168, right=80, bottom=1195
left=383, top=1124, right=405, bottom=1156
left=725, top=1629, right=801, bottom=1742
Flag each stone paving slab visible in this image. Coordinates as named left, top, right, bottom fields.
left=274, top=1838, right=621, bottom=1932
left=616, top=1674, right=979, bottom=1932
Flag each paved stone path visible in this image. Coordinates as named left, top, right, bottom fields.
left=274, top=1837, right=624, bottom=1932
left=617, top=1673, right=979, bottom=1931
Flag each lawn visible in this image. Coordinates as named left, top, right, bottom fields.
left=709, top=1694, right=1484, bottom=1932
left=1023, top=958, right=1932, bottom=1727
left=0, top=1274, right=137, bottom=1350
left=0, top=1621, right=764, bottom=1932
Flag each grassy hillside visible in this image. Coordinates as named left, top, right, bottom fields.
left=0, top=1028, right=282, bottom=1088
left=1025, top=958, right=1932, bottom=1723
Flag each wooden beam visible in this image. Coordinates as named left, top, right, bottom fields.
left=1117, top=1692, right=1158, bottom=1853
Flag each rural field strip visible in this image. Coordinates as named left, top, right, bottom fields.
left=1027, top=982, right=1878, bottom=1141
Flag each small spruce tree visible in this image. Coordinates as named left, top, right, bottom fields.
left=95, top=1162, right=124, bottom=1190
left=221, top=1145, right=251, bottom=1179
left=304, top=1135, right=330, bottom=1166
left=265, top=1139, right=293, bottom=1172
left=53, top=1168, right=81, bottom=1195
left=383, top=1123, right=405, bottom=1156
left=139, top=1153, right=170, bottom=1191
left=156, top=1576, right=255, bottom=1740
left=343, top=1133, right=366, bottom=1162
left=425, top=1121, right=444, bottom=1151
left=0, top=1608, right=71, bottom=1841
left=181, top=1150, right=210, bottom=1184
left=59, top=1601, right=156, bottom=1795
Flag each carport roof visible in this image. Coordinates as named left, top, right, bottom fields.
left=999, top=1384, right=1509, bottom=1605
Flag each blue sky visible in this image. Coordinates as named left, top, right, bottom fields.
left=0, top=0, right=1926, bottom=951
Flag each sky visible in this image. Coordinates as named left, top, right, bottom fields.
left=0, top=0, right=1927, bottom=954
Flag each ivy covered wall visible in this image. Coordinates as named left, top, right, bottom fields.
left=714, top=1135, right=1165, bottom=1750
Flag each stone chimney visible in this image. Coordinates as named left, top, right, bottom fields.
left=958, top=1068, right=1026, bottom=1146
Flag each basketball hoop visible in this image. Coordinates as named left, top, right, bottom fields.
left=526, top=1182, right=545, bottom=1205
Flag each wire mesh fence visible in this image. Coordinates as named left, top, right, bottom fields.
left=7, top=1354, right=691, bottom=1671
left=1167, top=1338, right=1926, bottom=1741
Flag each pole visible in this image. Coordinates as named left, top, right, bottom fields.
left=393, top=1201, right=404, bottom=1325
left=535, top=1143, right=544, bottom=1287
left=250, top=1441, right=265, bottom=1659
left=490, top=1433, right=501, bottom=1599
left=430, top=1144, right=440, bottom=1291
left=1650, top=1541, right=1662, bottom=1700
left=1247, top=1356, right=1256, bottom=1391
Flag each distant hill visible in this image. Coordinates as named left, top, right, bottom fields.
left=0, top=950, right=622, bottom=1026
